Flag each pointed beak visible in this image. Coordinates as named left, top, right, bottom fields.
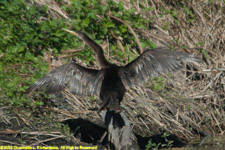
left=62, top=28, right=79, bottom=37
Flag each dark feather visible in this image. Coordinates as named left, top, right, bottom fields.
left=26, top=30, right=200, bottom=112
left=25, top=59, right=105, bottom=97
left=119, top=47, right=200, bottom=89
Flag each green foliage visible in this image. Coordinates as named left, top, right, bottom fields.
left=0, top=0, right=76, bottom=107
left=161, top=132, right=174, bottom=147
left=149, top=76, right=167, bottom=92
left=64, top=0, right=153, bottom=62
left=145, top=132, right=174, bottom=150
left=145, top=139, right=161, bottom=150
left=200, top=48, right=208, bottom=58
left=160, top=3, right=197, bottom=27
left=0, top=0, right=155, bottom=108
left=183, top=6, right=196, bottom=23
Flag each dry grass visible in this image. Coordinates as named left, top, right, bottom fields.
left=29, top=0, right=225, bottom=143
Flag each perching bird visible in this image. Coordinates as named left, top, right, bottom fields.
left=25, top=29, right=200, bottom=112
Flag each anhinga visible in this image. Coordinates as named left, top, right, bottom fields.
left=26, top=29, right=200, bottom=112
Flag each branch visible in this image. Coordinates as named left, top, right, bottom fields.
left=109, top=15, right=143, bottom=54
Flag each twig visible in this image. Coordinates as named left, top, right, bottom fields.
left=202, top=72, right=222, bottom=92
left=61, top=46, right=85, bottom=54
left=0, top=139, right=23, bottom=146
left=21, top=131, right=62, bottom=137
left=29, top=135, right=65, bottom=146
left=0, top=53, right=4, bottom=60
left=110, top=30, right=128, bottom=63
left=108, top=15, right=143, bottom=54
left=211, top=110, right=223, bottom=133
left=0, top=129, right=19, bottom=134
left=0, top=107, right=11, bottom=125
left=63, top=90, right=84, bottom=107
left=99, top=131, right=107, bottom=143
left=138, top=29, right=170, bottom=47
left=194, top=95, right=213, bottom=99
left=48, top=50, right=52, bottom=71
left=153, top=24, right=169, bottom=35
left=44, top=107, right=78, bottom=118
left=202, top=68, right=225, bottom=72
left=17, top=114, right=31, bottom=127
left=34, top=0, right=69, bottom=19
left=106, top=35, right=110, bottom=58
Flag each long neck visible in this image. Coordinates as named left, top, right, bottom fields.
left=83, top=35, right=110, bottom=68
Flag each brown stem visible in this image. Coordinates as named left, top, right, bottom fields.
left=109, top=15, right=143, bottom=54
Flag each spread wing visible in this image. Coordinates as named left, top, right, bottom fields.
left=119, top=47, right=200, bottom=89
left=25, top=59, right=105, bottom=97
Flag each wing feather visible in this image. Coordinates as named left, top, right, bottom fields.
left=25, top=60, right=105, bottom=97
left=119, top=47, right=200, bottom=89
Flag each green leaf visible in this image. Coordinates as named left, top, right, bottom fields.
left=119, top=25, right=127, bottom=33
left=200, top=48, right=208, bottom=58
left=146, top=40, right=157, bottom=49
left=82, top=18, right=90, bottom=27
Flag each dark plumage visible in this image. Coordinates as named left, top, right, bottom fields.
left=26, top=30, right=200, bottom=112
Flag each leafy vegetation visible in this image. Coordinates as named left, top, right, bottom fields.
left=149, top=76, right=167, bottom=92
left=145, top=132, right=174, bottom=150
left=1, top=0, right=224, bottom=149
left=0, top=0, right=156, bottom=108
left=0, top=0, right=76, bottom=107
left=0, top=1, right=161, bottom=146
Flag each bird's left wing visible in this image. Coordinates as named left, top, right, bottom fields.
left=25, top=59, right=105, bottom=97
left=118, top=47, right=200, bottom=89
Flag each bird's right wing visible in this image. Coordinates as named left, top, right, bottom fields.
left=25, top=59, right=105, bottom=97
left=118, top=47, right=200, bottom=89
